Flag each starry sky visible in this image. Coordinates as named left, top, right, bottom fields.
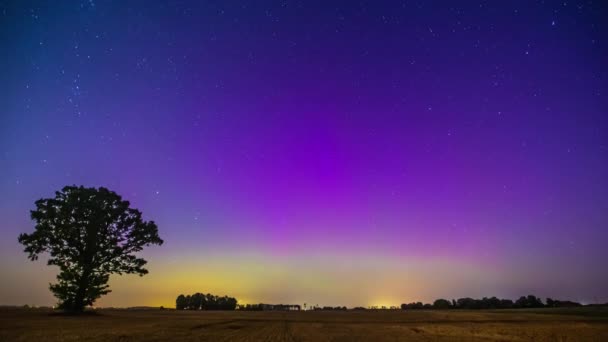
left=1, top=1, right=607, bottom=308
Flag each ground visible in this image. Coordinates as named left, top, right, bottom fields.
left=1, top=307, right=607, bottom=341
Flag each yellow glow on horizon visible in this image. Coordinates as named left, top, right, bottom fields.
left=69, top=252, right=510, bottom=309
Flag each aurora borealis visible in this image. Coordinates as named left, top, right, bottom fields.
left=1, top=1, right=607, bottom=308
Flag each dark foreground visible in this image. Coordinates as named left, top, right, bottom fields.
left=1, top=307, right=608, bottom=341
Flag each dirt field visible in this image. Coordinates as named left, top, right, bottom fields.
left=1, top=307, right=607, bottom=341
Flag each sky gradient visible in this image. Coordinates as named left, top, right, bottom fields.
left=1, top=1, right=607, bottom=308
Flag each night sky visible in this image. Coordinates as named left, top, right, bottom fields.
left=1, top=1, right=607, bottom=308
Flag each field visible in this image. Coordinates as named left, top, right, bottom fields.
left=1, top=307, right=608, bottom=341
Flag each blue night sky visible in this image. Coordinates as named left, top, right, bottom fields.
left=1, top=1, right=607, bottom=308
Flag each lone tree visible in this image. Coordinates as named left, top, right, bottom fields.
left=18, top=186, right=163, bottom=312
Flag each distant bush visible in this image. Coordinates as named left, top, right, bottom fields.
left=319, top=306, right=347, bottom=311
left=401, top=302, right=424, bottom=310
left=546, top=298, right=582, bottom=308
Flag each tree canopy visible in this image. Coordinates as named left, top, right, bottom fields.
left=18, top=185, right=163, bottom=312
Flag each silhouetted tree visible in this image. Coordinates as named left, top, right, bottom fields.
left=205, top=293, right=214, bottom=309
left=18, top=186, right=163, bottom=313
left=433, top=299, right=452, bottom=309
left=185, top=295, right=192, bottom=309
left=478, top=296, right=501, bottom=309
left=528, top=295, right=543, bottom=307
left=515, top=295, right=544, bottom=308
left=176, top=294, right=187, bottom=310
left=456, top=297, right=477, bottom=309
left=514, top=296, right=526, bottom=307
left=190, top=293, right=204, bottom=310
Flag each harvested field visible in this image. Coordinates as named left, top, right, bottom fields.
left=1, top=307, right=607, bottom=341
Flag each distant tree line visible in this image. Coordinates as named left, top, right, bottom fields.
left=175, top=293, right=237, bottom=310
left=239, top=304, right=301, bottom=311
left=173, top=293, right=589, bottom=311
left=313, top=306, right=348, bottom=311
left=545, top=298, right=583, bottom=308
left=401, top=295, right=582, bottom=310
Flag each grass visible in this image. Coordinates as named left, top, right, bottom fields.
left=1, top=307, right=607, bottom=341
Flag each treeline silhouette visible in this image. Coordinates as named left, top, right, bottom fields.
left=173, top=293, right=587, bottom=311
left=401, top=295, right=582, bottom=310
left=311, top=306, right=348, bottom=311
left=238, top=304, right=351, bottom=311
left=175, top=293, right=237, bottom=310
left=240, top=304, right=302, bottom=311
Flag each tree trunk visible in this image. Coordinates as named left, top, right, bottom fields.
left=72, top=269, right=90, bottom=313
